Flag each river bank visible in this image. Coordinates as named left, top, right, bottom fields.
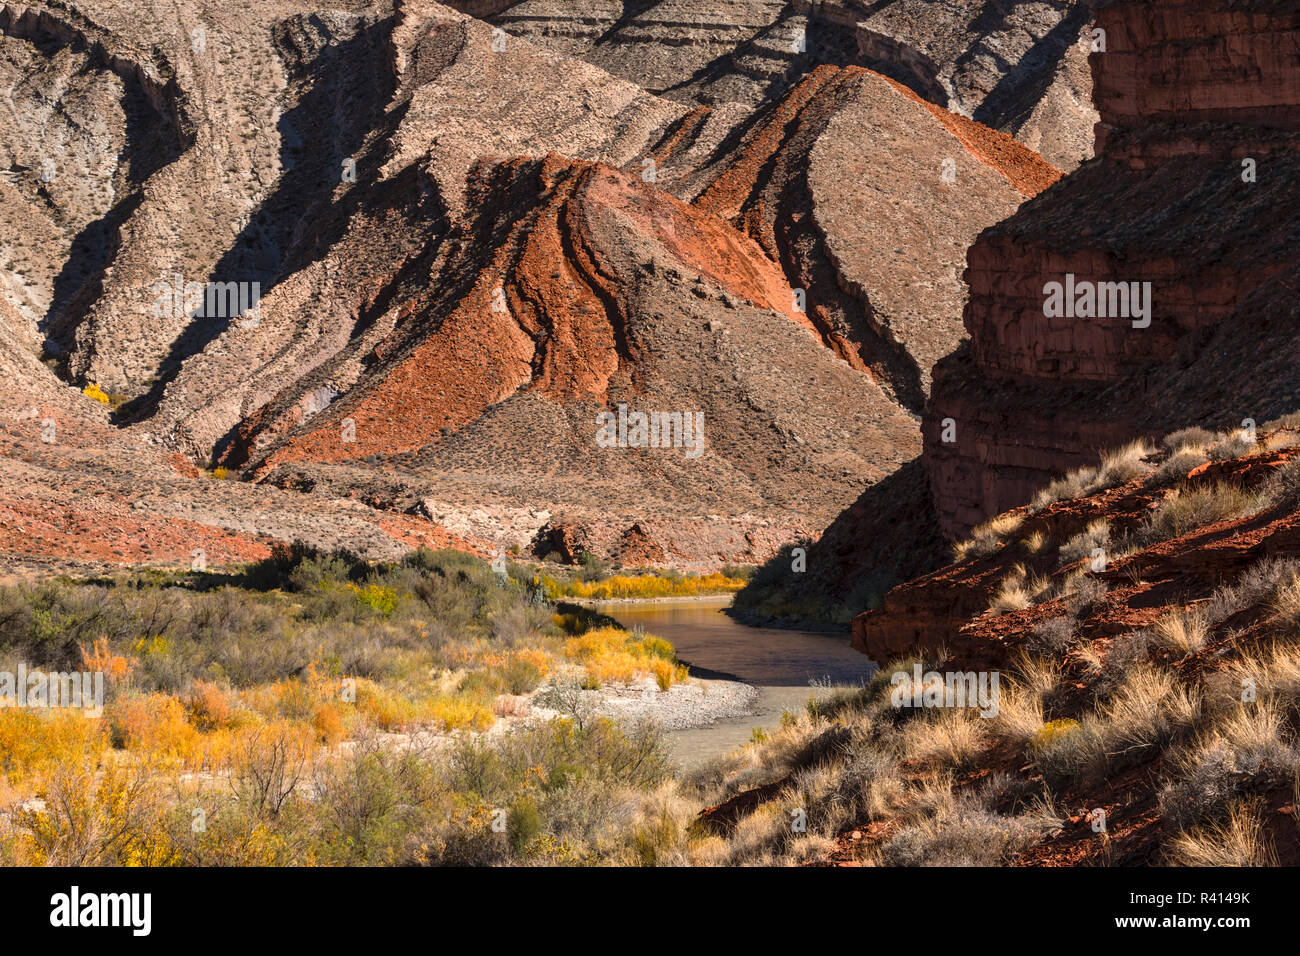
left=590, top=595, right=875, bottom=768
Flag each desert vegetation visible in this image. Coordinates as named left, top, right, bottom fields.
left=6, top=411, right=1300, bottom=867
left=0, top=547, right=703, bottom=865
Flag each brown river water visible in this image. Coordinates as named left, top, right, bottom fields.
left=593, top=596, right=877, bottom=769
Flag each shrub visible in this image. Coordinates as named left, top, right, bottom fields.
left=1157, top=446, right=1210, bottom=484
left=351, top=583, right=398, bottom=617
left=564, top=626, right=687, bottom=689
left=312, top=702, right=346, bottom=745
left=988, top=565, right=1051, bottom=615
left=902, top=709, right=986, bottom=769
left=108, top=693, right=198, bottom=757
left=1162, top=427, right=1215, bottom=454
left=1094, top=439, right=1154, bottom=489
left=1145, top=484, right=1263, bottom=542
left=1152, top=606, right=1211, bottom=656
left=1159, top=704, right=1294, bottom=830
left=186, top=679, right=233, bottom=731
left=1029, top=616, right=1076, bottom=653
left=82, top=383, right=110, bottom=405
left=1208, top=433, right=1257, bottom=461
left=1264, top=457, right=1300, bottom=509
left=1058, top=519, right=1110, bottom=567
left=1031, top=719, right=1080, bottom=752
left=1032, top=466, right=1098, bottom=511
left=878, top=792, right=1059, bottom=866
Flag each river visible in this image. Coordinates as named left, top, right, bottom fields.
left=593, top=596, right=876, bottom=769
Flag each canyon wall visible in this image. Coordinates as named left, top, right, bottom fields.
left=923, top=0, right=1300, bottom=538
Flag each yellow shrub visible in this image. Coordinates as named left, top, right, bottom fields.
left=1031, top=718, right=1080, bottom=751
left=0, top=709, right=105, bottom=785
left=108, top=693, right=198, bottom=758
left=354, top=679, right=415, bottom=731
left=564, top=627, right=687, bottom=689
left=82, top=383, right=110, bottom=405
left=274, top=679, right=320, bottom=721
left=80, top=636, right=136, bottom=684
left=16, top=758, right=179, bottom=866
left=186, top=679, right=233, bottom=731
left=423, top=695, right=494, bottom=732
left=312, top=702, right=345, bottom=745
left=511, top=647, right=551, bottom=678
left=349, top=583, right=398, bottom=616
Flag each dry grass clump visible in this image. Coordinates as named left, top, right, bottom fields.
left=1264, top=457, right=1300, bottom=509
left=1094, top=439, right=1156, bottom=488
left=953, top=513, right=1024, bottom=561
left=1157, top=446, right=1210, bottom=484
left=901, top=708, right=987, bottom=770
left=1152, top=605, right=1211, bottom=656
left=1032, top=465, right=1098, bottom=511
left=1164, top=801, right=1278, bottom=866
left=1028, top=615, right=1076, bottom=655
left=1205, top=558, right=1300, bottom=626
left=988, top=563, right=1053, bottom=615
left=1100, top=667, right=1200, bottom=759
left=1223, top=642, right=1300, bottom=716
left=1263, top=411, right=1300, bottom=432
left=1020, top=529, right=1050, bottom=554
left=1058, top=518, right=1110, bottom=567
left=1144, top=483, right=1264, bottom=542
left=1162, top=426, right=1216, bottom=454
left=876, top=785, right=1061, bottom=867
left=1013, top=652, right=1060, bottom=704
left=992, top=684, right=1046, bottom=749
left=1159, top=703, right=1295, bottom=830
left=1031, top=666, right=1199, bottom=784
left=1208, top=431, right=1259, bottom=462
left=1031, top=440, right=1155, bottom=512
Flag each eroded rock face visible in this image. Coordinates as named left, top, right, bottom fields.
left=0, top=0, right=1078, bottom=573
left=923, top=0, right=1300, bottom=539
left=457, top=0, right=1100, bottom=169
left=1092, top=0, right=1300, bottom=147
left=853, top=440, right=1300, bottom=669
left=689, top=64, right=1060, bottom=408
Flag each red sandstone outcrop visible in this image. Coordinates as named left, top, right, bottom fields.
left=687, top=64, right=1059, bottom=407
left=923, top=0, right=1300, bottom=539
left=854, top=434, right=1300, bottom=668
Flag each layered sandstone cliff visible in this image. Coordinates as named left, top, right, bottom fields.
left=923, top=0, right=1300, bottom=538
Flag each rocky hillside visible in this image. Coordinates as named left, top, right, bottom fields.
left=0, top=0, right=1087, bottom=574
left=458, top=0, right=1099, bottom=170
left=699, top=419, right=1300, bottom=865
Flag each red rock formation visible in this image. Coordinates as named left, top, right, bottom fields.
left=923, top=0, right=1300, bottom=538
left=249, top=154, right=814, bottom=466
left=854, top=436, right=1300, bottom=669
left=1092, top=0, right=1300, bottom=149
left=690, top=63, right=1058, bottom=408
